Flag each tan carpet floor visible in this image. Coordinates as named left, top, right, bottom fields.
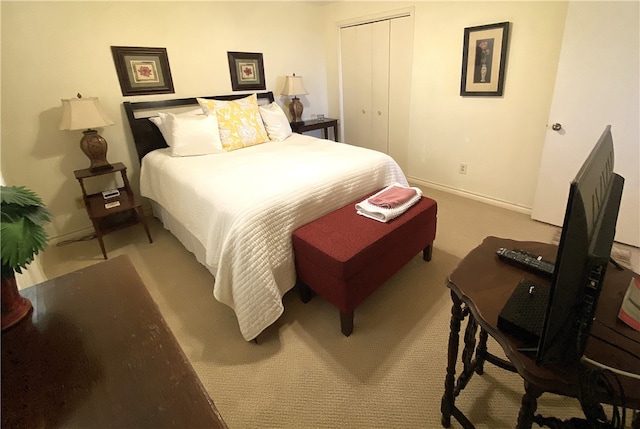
left=36, top=186, right=639, bottom=428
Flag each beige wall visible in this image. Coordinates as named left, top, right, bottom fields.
left=2, top=1, right=571, bottom=242
left=324, top=2, right=568, bottom=212
left=1, top=1, right=330, bottom=239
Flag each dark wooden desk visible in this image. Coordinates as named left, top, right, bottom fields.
left=1, top=255, right=227, bottom=429
left=441, top=236, right=640, bottom=429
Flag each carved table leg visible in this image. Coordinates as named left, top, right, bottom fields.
left=441, top=290, right=464, bottom=428
left=453, top=311, right=478, bottom=395
left=462, top=315, right=478, bottom=374
left=517, top=380, right=543, bottom=429
left=475, top=328, right=489, bottom=375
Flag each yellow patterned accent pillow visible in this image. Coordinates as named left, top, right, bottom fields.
left=197, top=94, right=269, bottom=151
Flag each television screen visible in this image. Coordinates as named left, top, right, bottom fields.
left=497, top=126, right=625, bottom=367
left=538, top=125, right=624, bottom=366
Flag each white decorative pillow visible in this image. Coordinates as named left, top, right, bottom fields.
left=259, top=102, right=292, bottom=141
left=163, top=113, right=224, bottom=157
left=197, top=94, right=269, bottom=151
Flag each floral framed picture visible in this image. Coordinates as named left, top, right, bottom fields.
left=227, top=52, right=266, bottom=91
left=111, top=46, right=175, bottom=96
left=460, top=22, right=510, bottom=96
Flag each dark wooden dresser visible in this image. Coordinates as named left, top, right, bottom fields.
left=2, top=255, right=227, bottom=429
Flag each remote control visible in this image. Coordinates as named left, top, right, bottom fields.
left=496, top=247, right=555, bottom=279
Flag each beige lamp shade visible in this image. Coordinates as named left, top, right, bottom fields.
left=281, top=74, right=308, bottom=97
left=282, top=74, right=308, bottom=123
left=59, top=97, right=114, bottom=131
left=60, top=96, right=115, bottom=172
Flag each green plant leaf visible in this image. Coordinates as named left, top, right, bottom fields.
left=1, top=186, right=50, bottom=275
left=1, top=186, right=44, bottom=206
left=24, top=205, right=52, bottom=226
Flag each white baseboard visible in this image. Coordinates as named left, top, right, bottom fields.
left=408, top=176, right=533, bottom=215
left=49, top=226, right=96, bottom=246
left=48, top=204, right=154, bottom=245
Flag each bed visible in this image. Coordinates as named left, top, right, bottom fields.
left=124, top=91, right=409, bottom=340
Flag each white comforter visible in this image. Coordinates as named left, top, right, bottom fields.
left=140, top=133, right=408, bottom=340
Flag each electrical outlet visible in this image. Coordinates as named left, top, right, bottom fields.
left=75, top=196, right=85, bottom=210
left=459, top=163, right=468, bottom=175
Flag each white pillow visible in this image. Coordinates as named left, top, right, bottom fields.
left=163, top=113, right=224, bottom=157
left=149, top=108, right=202, bottom=146
left=149, top=115, right=164, bottom=131
left=259, top=102, right=292, bottom=141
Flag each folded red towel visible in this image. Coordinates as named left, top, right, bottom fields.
left=367, top=185, right=417, bottom=209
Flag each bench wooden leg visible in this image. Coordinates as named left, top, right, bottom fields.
left=340, top=311, right=354, bottom=336
left=298, top=281, right=314, bottom=303
left=423, top=244, right=433, bottom=261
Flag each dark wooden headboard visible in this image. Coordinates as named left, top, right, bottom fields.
left=123, top=91, right=275, bottom=162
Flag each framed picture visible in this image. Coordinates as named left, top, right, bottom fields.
left=227, top=52, right=266, bottom=91
left=111, top=46, right=175, bottom=96
left=460, top=22, right=510, bottom=96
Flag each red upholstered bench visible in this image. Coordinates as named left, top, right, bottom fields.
left=292, top=193, right=437, bottom=336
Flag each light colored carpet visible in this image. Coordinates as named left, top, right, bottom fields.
left=36, top=187, right=638, bottom=428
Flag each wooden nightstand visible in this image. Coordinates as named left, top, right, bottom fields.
left=291, top=118, right=339, bottom=141
left=74, top=162, right=152, bottom=259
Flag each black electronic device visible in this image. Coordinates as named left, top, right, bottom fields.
left=498, top=278, right=550, bottom=345
left=102, top=189, right=120, bottom=199
left=499, top=125, right=625, bottom=367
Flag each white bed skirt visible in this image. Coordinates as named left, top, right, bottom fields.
left=151, top=201, right=218, bottom=278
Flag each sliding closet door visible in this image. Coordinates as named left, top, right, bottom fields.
left=340, top=25, right=358, bottom=145
left=387, top=16, right=413, bottom=170
left=340, top=15, right=412, bottom=166
left=341, top=24, right=372, bottom=148
left=370, top=20, right=390, bottom=154
left=341, top=20, right=390, bottom=153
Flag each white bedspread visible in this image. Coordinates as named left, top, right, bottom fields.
left=140, top=133, right=408, bottom=340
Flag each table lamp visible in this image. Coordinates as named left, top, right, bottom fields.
left=60, top=94, right=114, bottom=172
left=281, top=74, right=308, bottom=123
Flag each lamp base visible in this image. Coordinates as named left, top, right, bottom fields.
left=81, top=130, right=112, bottom=172
left=289, top=97, right=304, bottom=123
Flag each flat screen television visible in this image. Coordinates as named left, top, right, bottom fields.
left=536, top=125, right=625, bottom=366
left=499, top=126, right=625, bottom=367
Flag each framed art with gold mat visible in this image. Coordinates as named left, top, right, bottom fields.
left=111, top=46, right=175, bottom=96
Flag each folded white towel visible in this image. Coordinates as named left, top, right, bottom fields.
left=355, top=183, right=422, bottom=222
left=367, top=184, right=418, bottom=208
